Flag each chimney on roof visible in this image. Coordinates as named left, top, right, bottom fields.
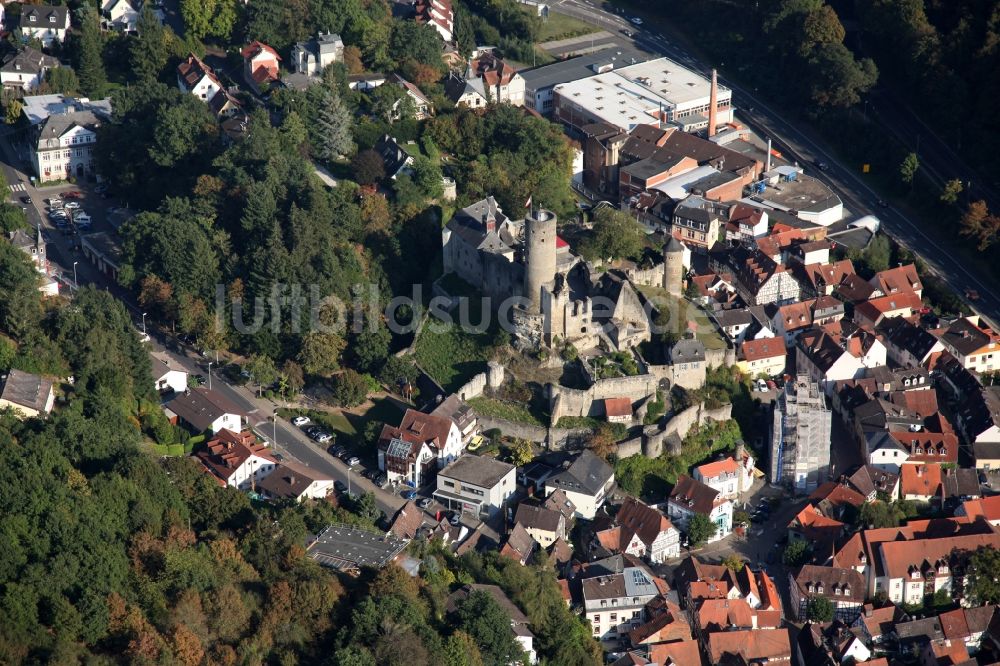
left=708, top=69, right=718, bottom=138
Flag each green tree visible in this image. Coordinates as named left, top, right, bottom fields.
left=131, top=4, right=174, bottom=82
left=806, top=595, right=835, bottom=622
left=245, top=354, right=278, bottom=395
left=807, top=42, right=878, bottom=108
left=783, top=539, right=812, bottom=567
left=686, top=513, right=717, bottom=547
left=297, top=331, right=346, bottom=376
left=369, top=84, right=413, bottom=123
left=76, top=6, right=107, bottom=96
left=351, top=319, right=391, bottom=374
left=456, top=591, right=526, bottom=666
left=940, top=178, right=963, bottom=205
left=965, top=546, right=1000, bottom=606
left=389, top=21, right=444, bottom=71
left=45, top=67, right=80, bottom=95
left=411, top=156, right=444, bottom=199
left=722, top=555, right=745, bottom=572
left=510, top=439, right=533, bottom=467
left=858, top=500, right=904, bottom=528
left=580, top=208, right=645, bottom=262
left=899, top=152, right=919, bottom=186
left=180, top=0, right=237, bottom=41
left=314, top=88, right=354, bottom=161
left=351, top=149, right=386, bottom=185
left=330, top=369, right=369, bottom=407
left=4, top=98, right=21, bottom=125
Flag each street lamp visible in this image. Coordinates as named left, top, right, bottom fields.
left=272, top=409, right=278, bottom=449
left=72, top=261, right=78, bottom=288
left=207, top=361, right=213, bottom=391
left=141, top=312, right=147, bottom=337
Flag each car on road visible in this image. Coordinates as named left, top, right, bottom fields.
left=875, top=199, right=889, bottom=208
left=620, top=28, right=634, bottom=37
left=403, top=489, right=417, bottom=500
left=966, top=288, right=981, bottom=301
left=347, top=456, right=360, bottom=467
left=334, top=480, right=347, bottom=493
left=814, top=160, right=830, bottom=171
left=291, top=415, right=310, bottom=427
left=418, top=498, right=433, bottom=509
left=20, top=195, right=31, bottom=205
left=630, top=16, right=643, bottom=25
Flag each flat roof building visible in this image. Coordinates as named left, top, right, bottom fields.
left=307, top=524, right=409, bottom=573
left=553, top=57, right=733, bottom=133
left=520, top=45, right=646, bottom=115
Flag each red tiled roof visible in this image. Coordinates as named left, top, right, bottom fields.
left=695, top=457, right=739, bottom=480
left=195, top=429, right=276, bottom=483
left=689, top=580, right=731, bottom=602
left=698, top=597, right=754, bottom=630
left=879, top=531, right=1000, bottom=580
left=873, top=264, right=922, bottom=295
left=960, top=495, right=1000, bottom=522
left=854, top=290, right=922, bottom=323
left=604, top=397, right=632, bottom=418
left=740, top=337, right=786, bottom=362
left=240, top=40, right=280, bottom=61
left=708, top=628, right=791, bottom=663
left=810, top=482, right=866, bottom=509
left=177, top=53, right=221, bottom=91
left=648, top=639, right=702, bottom=666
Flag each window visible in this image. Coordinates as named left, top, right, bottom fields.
left=442, top=480, right=454, bottom=488
left=610, top=613, right=617, bottom=621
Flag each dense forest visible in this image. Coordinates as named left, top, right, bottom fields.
left=0, top=246, right=599, bottom=664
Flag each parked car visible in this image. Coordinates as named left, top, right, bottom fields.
left=347, top=456, right=360, bottom=467
left=467, top=434, right=485, bottom=451
left=64, top=201, right=81, bottom=209
left=629, top=16, right=643, bottom=24
left=315, top=432, right=332, bottom=444
left=374, top=473, right=388, bottom=488
left=62, top=190, right=83, bottom=199
left=334, top=480, right=347, bottom=493
left=403, top=489, right=417, bottom=500
left=291, top=415, right=310, bottom=427
left=449, top=512, right=461, bottom=526
left=94, top=183, right=109, bottom=194
left=418, top=498, right=433, bottom=509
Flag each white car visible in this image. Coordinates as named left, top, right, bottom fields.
left=64, top=201, right=81, bottom=209
left=74, top=213, right=92, bottom=226
left=630, top=16, right=643, bottom=25
left=291, top=415, right=310, bottom=427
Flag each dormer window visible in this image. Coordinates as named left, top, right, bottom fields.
left=48, top=15, right=56, bottom=23
left=807, top=583, right=814, bottom=593
left=843, top=585, right=850, bottom=596
left=834, top=587, right=841, bottom=596
left=29, top=15, right=37, bottom=22
left=817, top=585, right=824, bottom=594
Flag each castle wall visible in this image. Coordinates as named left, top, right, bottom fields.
left=548, top=373, right=659, bottom=424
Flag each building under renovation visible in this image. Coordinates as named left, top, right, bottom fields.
left=770, top=374, right=831, bottom=495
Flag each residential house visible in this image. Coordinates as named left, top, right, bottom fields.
left=846, top=464, right=900, bottom=501
left=430, top=394, right=478, bottom=446
left=974, top=439, right=1000, bottom=474
left=851, top=603, right=903, bottom=647
left=434, top=454, right=516, bottom=518
left=373, top=134, right=414, bottom=179
left=469, top=52, right=524, bottom=106
left=790, top=566, right=865, bottom=622
left=707, top=628, right=792, bottom=664
left=542, top=488, right=577, bottom=522
left=666, top=337, right=707, bottom=390
left=956, top=385, right=1000, bottom=451
left=853, top=291, right=923, bottom=329
left=290, top=32, right=343, bottom=77
left=0, top=369, right=54, bottom=419
left=33, top=107, right=106, bottom=183
left=726, top=203, right=768, bottom=242
left=693, top=451, right=755, bottom=501
left=667, top=475, right=733, bottom=543
left=595, top=497, right=680, bottom=563
left=514, top=503, right=566, bottom=547
left=772, top=297, right=844, bottom=343
left=939, top=605, right=996, bottom=654
left=877, top=316, right=944, bottom=368
left=711, top=307, right=753, bottom=343
left=1, top=47, right=58, bottom=91
left=736, top=336, right=787, bottom=377
left=415, top=0, right=453, bottom=42
left=257, top=461, right=334, bottom=501
left=165, top=387, right=244, bottom=434
left=241, top=41, right=281, bottom=94
left=447, top=584, right=536, bottom=663
left=787, top=504, right=845, bottom=552
left=900, top=463, right=980, bottom=504
left=872, top=264, right=922, bottom=298
left=443, top=70, right=489, bottom=108
left=627, top=602, right=693, bottom=648
left=378, top=407, right=463, bottom=485
left=671, top=195, right=724, bottom=250
left=150, top=350, right=188, bottom=394
left=20, top=5, right=70, bottom=47
left=727, top=246, right=801, bottom=306
left=836, top=272, right=882, bottom=304
left=791, top=259, right=855, bottom=298
left=177, top=54, right=222, bottom=102
left=796, top=326, right=887, bottom=394
left=936, top=316, right=1000, bottom=374
left=387, top=73, right=433, bottom=119
left=957, top=495, right=1000, bottom=526
left=101, top=0, right=138, bottom=32
left=582, top=567, right=661, bottom=641
left=500, top=522, right=536, bottom=565
left=195, top=429, right=277, bottom=490
left=544, top=449, right=616, bottom=519
left=207, top=88, right=243, bottom=119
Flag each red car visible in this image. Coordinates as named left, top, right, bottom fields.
left=61, top=191, right=83, bottom=199
left=918, top=306, right=931, bottom=315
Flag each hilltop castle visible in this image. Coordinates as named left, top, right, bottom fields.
left=441, top=197, right=684, bottom=351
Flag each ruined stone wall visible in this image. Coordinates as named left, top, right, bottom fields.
left=548, top=373, right=659, bottom=424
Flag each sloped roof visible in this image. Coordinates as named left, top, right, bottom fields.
left=514, top=503, right=563, bottom=534
left=695, top=457, right=739, bottom=480
left=547, top=450, right=614, bottom=497
left=740, top=337, right=786, bottom=362
left=166, top=388, right=244, bottom=431
left=793, top=565, right=864, bottom=603
left=0, top=369, right=52, bottom=413
left=708, top=628, right=791, bottom=663
left=615, top=497, right=676, bottom=547
left=669, top=474, right=722, bottom=514
left=500, top=522, right=536, bottom=563
left=177, top=53, right=221, bottom=91
left=256, top=460, right=330, bottom=499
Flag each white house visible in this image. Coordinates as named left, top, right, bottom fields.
left=150, top=351, right=188, bottom=394
left=33, top=108, right=105, bottom=183
left=177, top=54, right=222, bottom=102
left=434, top=454, right=516, bottom=518
left=667, top=475, right=733, bottom=543
left=195, top=429, right=277, bottom=490
left=290, top=32, right=343, bottom=76
left=514, top=503, right=566, bottom=548
left=1, top=47, right=59, bottom=91
left=693, top=450, right=755, bottom=501
left=20, top=5, right=70, bottom=47
left=165, top=387, right=244, bottom=434
left=102, top=0, right=139, bottom=32
left=789, top=566, right=866, bottom=623
left=415, top=0, right=453, bottom=42
left=607, top=497, right=681, bottom=563
left=583, top=567, right=661, bottom=641
left=544, top=450, right=616, bottom=520
left=0, top=369, right=55, bottom=419
left=797, top=328, right=887, bottom=395
left=258, top=461, right=334, bottom=501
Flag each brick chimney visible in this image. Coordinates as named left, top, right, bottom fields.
left=708, top=69, right=718, bottom=138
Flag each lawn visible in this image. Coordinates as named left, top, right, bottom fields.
left=468, top=396, right=545, bottom=426
left=414, top=314, right=498, bottom=393
left=636, top=285, right=728, bottom=351
left=536, top=11, right=601, bottom=42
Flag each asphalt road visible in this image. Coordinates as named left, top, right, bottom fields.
left=551, top=0, right=1000, bottom=326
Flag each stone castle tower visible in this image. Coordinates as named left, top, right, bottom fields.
left=663, top=235, right=684, bottom=296
left=524, top=208, right=557, bottom=313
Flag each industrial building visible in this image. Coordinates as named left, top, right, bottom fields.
left=553, top=57, right=733, bottom=134
left=520, top=45, right=646, bottom=115
left=770, top=375, right=831, bottom=494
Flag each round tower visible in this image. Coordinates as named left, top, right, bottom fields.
left=663, top=236, right=684, bottom=297
left=524, top=208, right=557, bottom=313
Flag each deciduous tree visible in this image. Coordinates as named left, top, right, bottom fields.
left=686, top=513, right=717, bottom=547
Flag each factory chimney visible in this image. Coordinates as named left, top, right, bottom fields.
left=766, top=137, right=772, bottom=173
left=708, top=69, right=718, bottom=137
